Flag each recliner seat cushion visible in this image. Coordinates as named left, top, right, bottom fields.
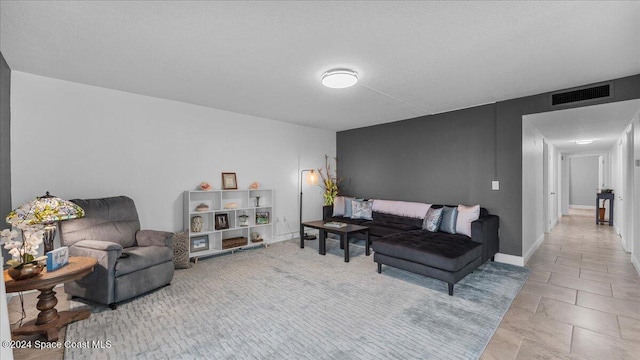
left=115, top=246, right=173, bottom=277
left=372, top=230, right=481, bottom=272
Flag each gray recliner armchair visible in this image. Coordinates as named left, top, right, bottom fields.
left=60, top=196, right=174, bottom=309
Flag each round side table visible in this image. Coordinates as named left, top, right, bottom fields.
left=4, top=256, right=97, bottom=341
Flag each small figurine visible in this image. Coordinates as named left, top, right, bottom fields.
left=249, top=181, right=260, bottom=189
left=200, top=182, right=212, bottom=191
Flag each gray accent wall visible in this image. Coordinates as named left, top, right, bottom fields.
left=569, top=156, right=599, bottom=207
left=338, top=74, right=640, bottom=257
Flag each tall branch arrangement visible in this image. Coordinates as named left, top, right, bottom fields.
left=317, top=155, right=342, bottom=206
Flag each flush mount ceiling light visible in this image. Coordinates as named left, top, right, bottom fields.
left=575, top=139, right=595, bottom=145
left=321, top=69, right=358, bottom=89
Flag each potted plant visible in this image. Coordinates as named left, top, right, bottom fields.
left=317, top=155, right=342, bottom=206
left=1, top=224, right=46, bottom=280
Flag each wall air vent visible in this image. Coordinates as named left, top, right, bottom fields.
left=551, top=83, right=611, bottom=106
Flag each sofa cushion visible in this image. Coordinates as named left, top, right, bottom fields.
left=324, top=216, right=368, bottom=226
left=371, top=199, right=431, bottom=219
left=363, top=221, right=421, bottom=237
left=116, top=246, right=173, bottom=277
left=351, top=199, right=373, bottom=220
left=372, top=230, right=481, bottom=272
left=422, top=207, right=443, bottom=232
left=456, top=204, right=480, bottom=237
left=372, top=211, right=424, bottom=228
left=439, top=206, right=458, bottom=234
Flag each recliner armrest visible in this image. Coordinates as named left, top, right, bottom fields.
left=136, top=230, right=174, bottom=249
left=72, top=239, right=123, bottom=252
left=68, top=240, right=122, bottom=273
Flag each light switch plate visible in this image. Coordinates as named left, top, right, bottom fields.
left=492, top=181, right=500, bottom=190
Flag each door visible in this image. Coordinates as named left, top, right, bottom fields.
left=543, top=141, right=549, bottom=233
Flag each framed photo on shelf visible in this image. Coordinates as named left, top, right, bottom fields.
left=222, top=172, right=237, bottom=190
left=215, top=213, right=230, bottom=230
left=190, top=235, right=209, bottom=253
left=256, top=212, right=269, bottom=225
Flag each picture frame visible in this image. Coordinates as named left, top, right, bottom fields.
left=256, top=211, right=269, bottom=225
left=190, top=235, right=209, bottom=253
left=215, top=213, right=230, bottom=230
left=222, top=172, right=238, bottom=190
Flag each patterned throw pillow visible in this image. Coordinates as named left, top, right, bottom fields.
left=439, top=206, right=458, bottom=234
left=422, top=207, right=443, bottom=232
left=456, top=204, right=480, bottom=237
left=350, top=199, right=373, bottom=220
left=173, top=231, right=192, bottom=269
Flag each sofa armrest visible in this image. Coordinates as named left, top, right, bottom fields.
left=471, top=215, right=499, bottom=263
left=323, top=205, right=333, bottom=220
left=136, top=230, right=174, bottom=249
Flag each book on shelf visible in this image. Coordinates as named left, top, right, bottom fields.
left=324, top=221, right=347, bottom=228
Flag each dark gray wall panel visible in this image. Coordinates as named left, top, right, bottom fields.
left=338, top=74, right=640, bottom=257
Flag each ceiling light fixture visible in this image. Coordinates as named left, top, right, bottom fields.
left=575, top=139, right=595, bottom=145
left=321, top=69, right=358, bottom=89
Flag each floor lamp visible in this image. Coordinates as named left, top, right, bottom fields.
left=300, top=169, right=318, bottom=241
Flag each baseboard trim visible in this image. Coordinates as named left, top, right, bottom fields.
left=632, top=255, right=640, bottom=277
left=522, top=234, right=545, bottom=265
left=550, top=217, right=559, bottom=230
left=494, top=253, right=524, bottom=267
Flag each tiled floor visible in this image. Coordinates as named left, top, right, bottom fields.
left=482, top=209, right=640, bottom=360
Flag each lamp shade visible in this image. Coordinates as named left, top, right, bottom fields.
left=6, top=192, right=85, bottom=226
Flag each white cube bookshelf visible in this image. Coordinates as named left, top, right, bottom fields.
left=183, top=189, right=273, bottom=260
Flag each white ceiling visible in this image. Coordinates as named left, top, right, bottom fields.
left=1, top=1, right=639, bottom=131
left=526, top=99, right=640, bottom=154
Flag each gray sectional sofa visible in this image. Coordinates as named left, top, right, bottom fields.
left=323, top=199, right=499, bottom=295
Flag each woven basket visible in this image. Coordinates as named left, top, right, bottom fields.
left=222, top=237, right=248, bottom=249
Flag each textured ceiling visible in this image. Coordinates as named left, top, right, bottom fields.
left=1, top=1, right=639, bottom=131
left=527, top=99, right=640, bottom=154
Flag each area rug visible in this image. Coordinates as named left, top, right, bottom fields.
left=64, top=238, right=529, bottom=360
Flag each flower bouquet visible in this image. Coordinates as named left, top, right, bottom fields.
left=1, top=224, right=46, bottom=280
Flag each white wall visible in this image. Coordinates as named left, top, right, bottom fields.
left=569, top=155, right=599, bottom=207
left=633, top=111, right=640, bottom=273
left=10, top=72, right=335, bottom=245
left=522, top=118, right=544, bottom=264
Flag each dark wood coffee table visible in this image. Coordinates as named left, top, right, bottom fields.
left=300, top=220, right=370, bottom=262
left=4, top=256, right=98, bottom=341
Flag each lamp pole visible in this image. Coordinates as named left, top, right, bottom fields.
left=299, top=169, right=317, bottom=243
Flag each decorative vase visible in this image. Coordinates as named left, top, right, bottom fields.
left=255, top=196, right=261, bottom=207
left=7, top=262, right=45, bottom=281
left=191, top=216, right=203, bottom=233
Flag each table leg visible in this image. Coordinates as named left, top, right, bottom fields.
left=365, top=230, right=370, bottom=256
left=36, top=286, right=58, bottom=325
left=343, top=234, right=349, bottom=262
left=319, top=230, right=326, bottom=255
left=12, top=286, right=91, bottom=341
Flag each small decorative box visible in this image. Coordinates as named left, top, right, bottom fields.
left=47, top=246, right=69, bottom=272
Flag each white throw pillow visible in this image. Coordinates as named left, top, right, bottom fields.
left=332, top=196, right=346, bottom=217
left=456, top=204, right=480, bottom=237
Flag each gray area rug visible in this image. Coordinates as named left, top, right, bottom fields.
left=65, top=238, right=529, bottom=360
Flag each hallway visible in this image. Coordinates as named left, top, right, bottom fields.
left=483, top=209, right=640, bottom=359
